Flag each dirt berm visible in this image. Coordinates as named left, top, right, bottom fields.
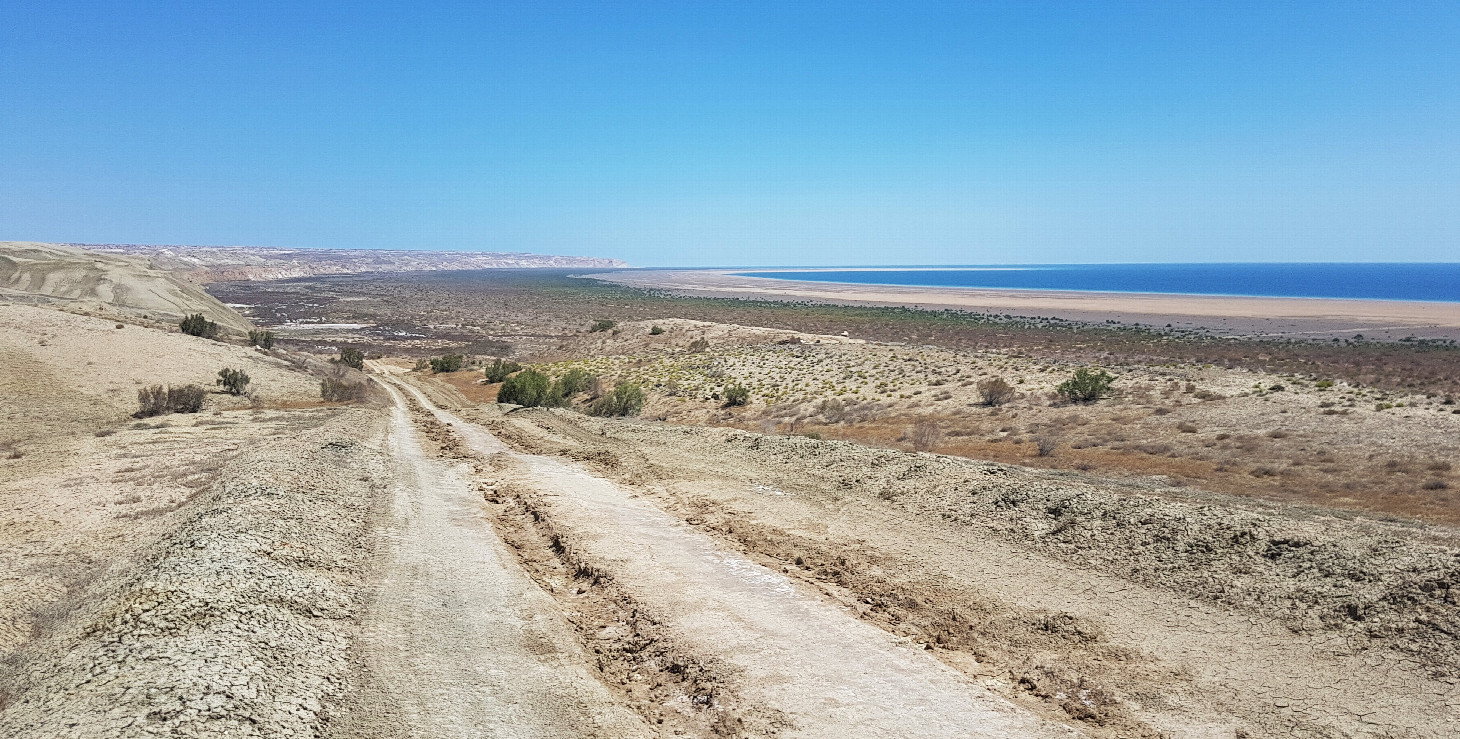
left=0, top=410, right=388, bottom=738
left=460, top=403, right=1460, bottom=738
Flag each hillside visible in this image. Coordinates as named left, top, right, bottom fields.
left=0, top=242, right=251, bottom=332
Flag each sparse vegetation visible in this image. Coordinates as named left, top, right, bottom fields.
left=1056, top=368, right=1115, bottom=403
left=590, top=319, right=617, bottom=333
left=977, top=377, right=1016, bottom=406
left=136, top=384, right=205, bottom=417
left=336, top=347, right=365, bottom=370
left=910, top=419, right=942, bottom=452
left=248, top=329, right=276, bottom=349
left=320, top=376, right=368, bottom=402
left=587, top=381, right=645, bottom=417
left=178, top=314, right=219, bottom=339
left=649, top=325, right=665, bottom=335
left=484, top=358, right=522, bottom=383
left=429, top=354, right=465, bottom=373
left=216, top=367, right=251, bottom=396
left=687, top=338, right=710, bottom=352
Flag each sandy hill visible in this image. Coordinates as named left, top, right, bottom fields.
left=84, top=243, right=630, bottom=282
left=0, top=242, right=251, bottom=332
left=0, top=304, right=320, bottom=448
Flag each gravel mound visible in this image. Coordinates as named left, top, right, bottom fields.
left=0, top=410, right=388, bottom=738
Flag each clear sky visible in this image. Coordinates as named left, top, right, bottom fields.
left=3, top=2, right=1457, bottom=266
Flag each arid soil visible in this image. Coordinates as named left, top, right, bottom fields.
left=435, top=393, right=1460, bottom=738
left=502, top=319, right=1460, bottom=524
left=6, top=244, right=1460, bottom=738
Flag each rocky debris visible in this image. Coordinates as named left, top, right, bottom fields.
left=0, top=410, right=388, bottom=738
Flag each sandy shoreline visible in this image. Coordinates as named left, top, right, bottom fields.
left=587, top=269, right=1460, bottom=341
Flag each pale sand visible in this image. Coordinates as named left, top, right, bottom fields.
left=587, top=269, right=1460, bottom=341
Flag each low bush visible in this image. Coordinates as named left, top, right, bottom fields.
left=589, top=319, right=617, bottom=333
left=555, top=367, right=594, bottom=397
left=429, top=354, right=464, bottom=373
left=336, top=347, right=365, bottom=370
left=248, top=329, right=276, bottom=349
left=977, top=377, right=1016, bottom=406
left=136, top=384, right=205, bottom=417
left=497, top=368, right=555, bottom=407
left=216, top=367, right=251, bottom=396
left=649, top=325, right=665, bottom=335
left=1056, top=368, right=1115, bottom=403
left=320, top=377, right=368, bottom=402
left=723, top=383, right=750, bottom=407
left=484, top=358, right=522, bottom=383
left=910, top=419, right=942, bottom=452
left=179, top=314, right=219, bottom=339
left=687, top=338, right=710, bottom=353
left=588, top=382, right=645, bottom=417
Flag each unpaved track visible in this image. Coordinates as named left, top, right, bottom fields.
left=387, top=378, right=1077, bottom=738
left=329, top=383, right=649, bottom=738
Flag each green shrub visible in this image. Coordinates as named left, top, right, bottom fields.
left=484, top=358, right=523, bottom=383
left=497, top=368, right=554, bottom=407
left=429, top=354, right=464, bottom=373
left=136, top=384, right=205, bottom=417
left=1056, top=368, right=1115, bottom=403
left=590, top=319, right=617, bottom=333
left=336, top=347, right=365, bottom=370
left=724, top=383, right=750, bottom=407
left=649, top=325, right=665, bottom=335
left=248, top=329, right=276, bottom=349
left=179, top=314, right=219, bottom=339
left=588, top=382, right=645, bottom=417
left=484, top=356, right=519, bottom=379
left=320, top=377, right=368, bottom=402
left=216, top=367, right=251, bottom=396
left=555, top=368, right=594, bottom=397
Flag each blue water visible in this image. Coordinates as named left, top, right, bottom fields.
left=732, top=264, right=1460, bottom=303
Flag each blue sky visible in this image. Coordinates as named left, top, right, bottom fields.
left=2, top=1, right=1457, bottom=266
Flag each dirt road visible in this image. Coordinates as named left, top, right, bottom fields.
left=386, top=377, right=1077, bottom=738
left=328, top=383, right=650, bottom=737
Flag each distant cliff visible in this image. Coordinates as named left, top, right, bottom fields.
left=79, top=243, right=630, bottom=283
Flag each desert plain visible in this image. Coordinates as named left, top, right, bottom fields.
left=2, top=242, right=1458, bottom=738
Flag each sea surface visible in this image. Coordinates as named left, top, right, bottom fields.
left=732, top=263, right=1460, bottom=303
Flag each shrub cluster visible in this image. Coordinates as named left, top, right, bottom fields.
left=335, top=347, right=366, bottom=370
left=496, top=368, right=598, bottom=408
left=216, top=367, right=251, bottom=396
left=248, top=329, right=276, bottom=349
left=484, top=358, right=522, bottom=383
left=723, top=382, right=751, bottom=407
left=976, top=377, right=1015, bottom=406
left=588, top=382, right=645, bottom=417
left=589, top=319, right=617, bottom=333
left=429, top=354, right=464, bottom=373
left=1057, top=368, right=1115, bottom=403
left=179, top=314, right=219, bottom=339
left=320, top=377, right=368, bottom=402
left=136, top=384, right=205, bottom=417
left=687, top=338, right=710, bottom=352
left=649, top=325, right=665, bottom=335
